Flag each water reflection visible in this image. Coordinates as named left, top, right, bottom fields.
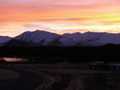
left=0, top=57, right=27, bottom=62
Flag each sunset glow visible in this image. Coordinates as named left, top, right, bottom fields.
left=0, top=0, right=120, bottom=36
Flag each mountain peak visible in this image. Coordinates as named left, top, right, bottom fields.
left=34, top=29, right=48, bottom=33
left=3, top=30, right=120, bottom=47
left=15, top=30, right=60, bottom=45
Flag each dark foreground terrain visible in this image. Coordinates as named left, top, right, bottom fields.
left=0, top=63, right=120, bottom=90
left=0, top=46, right=120, bottom=90
left=0, top=45, right=120, bottom=62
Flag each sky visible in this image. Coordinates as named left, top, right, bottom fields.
left=0, top=0, right=120, bottom=37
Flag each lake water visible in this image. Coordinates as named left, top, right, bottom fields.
left=0, top=57, right=27, bottom=62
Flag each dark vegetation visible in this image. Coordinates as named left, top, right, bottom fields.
left=0, top=44, right=120, bottom=90
left=0, top=44, right=120, bottom=63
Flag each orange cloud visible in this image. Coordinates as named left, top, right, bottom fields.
left=0, top=0, right=120, bottom=36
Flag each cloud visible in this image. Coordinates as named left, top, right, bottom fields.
left=23, top=23, right=52, bottom=30
left=24, top=24, right=40, bottom=28
left=0, top=0, right=117, bottom=7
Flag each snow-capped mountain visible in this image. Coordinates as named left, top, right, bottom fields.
left=4, top=30, right=120, bottom=47
left=0, top=36, right=11, bottom=46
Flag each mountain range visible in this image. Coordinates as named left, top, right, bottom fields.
left=1, top=30, right=120, bottom=47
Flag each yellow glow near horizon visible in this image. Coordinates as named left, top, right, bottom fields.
left=0, top=0, right=120, bottom=36
left=1, top=22, right=120, bottom=37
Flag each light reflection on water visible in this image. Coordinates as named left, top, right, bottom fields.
left=0, top=57, right=27, bottom=62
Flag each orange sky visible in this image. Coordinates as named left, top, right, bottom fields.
left=0, top=0, right=120, bottom=37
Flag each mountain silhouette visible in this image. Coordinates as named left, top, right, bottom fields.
left=0, top=36, right=11, bottom=46
left=5, top=30, right=61, bottom=47
left=3, top=30, right=120, bottom=47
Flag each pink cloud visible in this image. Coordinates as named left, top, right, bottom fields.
left=0, top=0, right=119, bottom=7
